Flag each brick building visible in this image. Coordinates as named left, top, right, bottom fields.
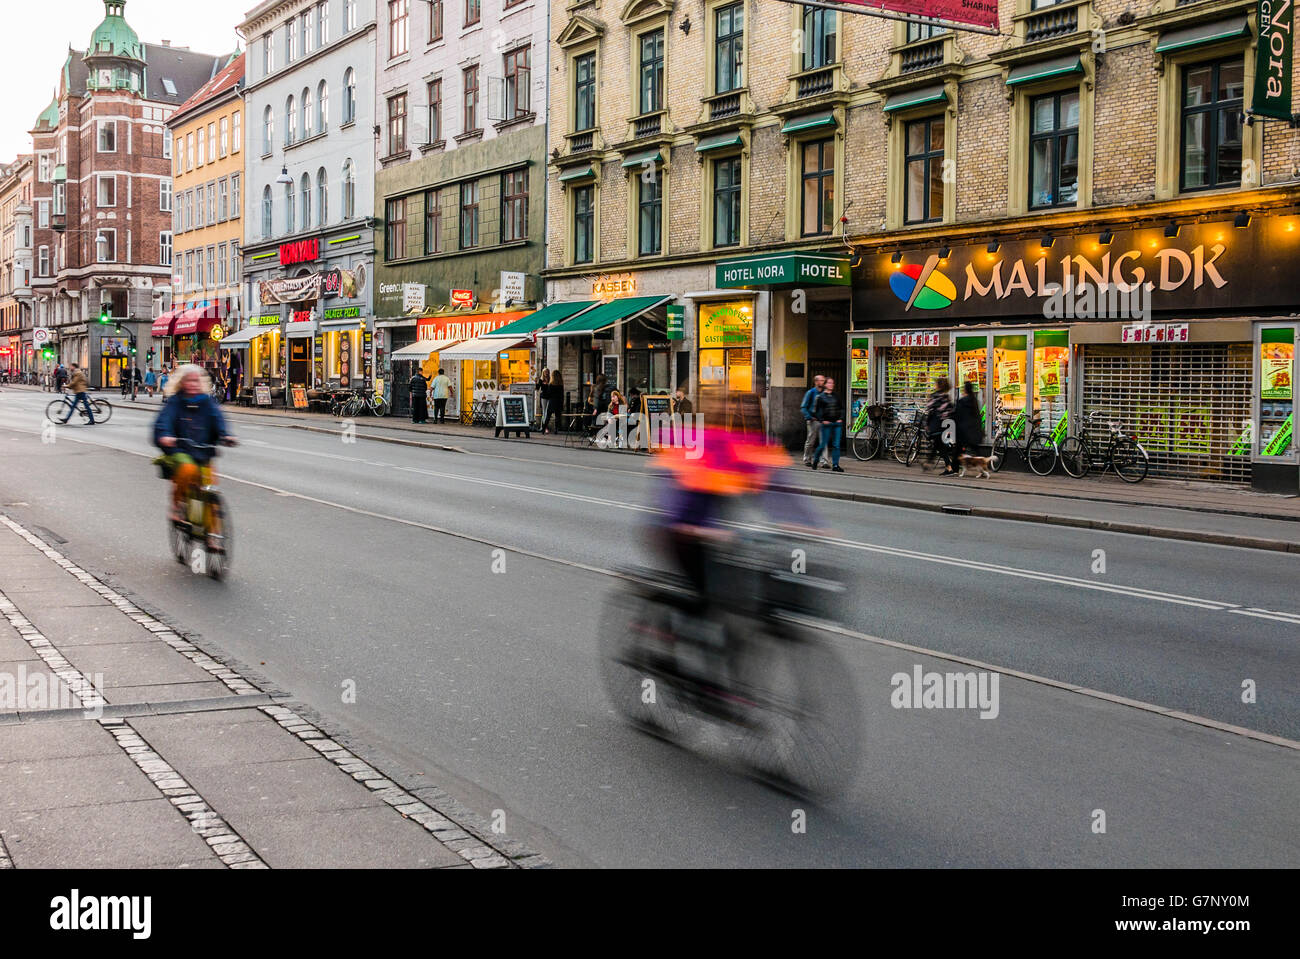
left=544, top=0, right=1300, bottom=489
left=29, top=1, right=227, bottom=388
left=0, top=156, right=35, bottom=376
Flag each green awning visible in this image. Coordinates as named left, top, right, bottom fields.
left=538, top=295, right=672, bottom=338
left=558, top=166, right=595, bottom=183
left=1006, top=55, right=1083, bottom=86
left=482, top=301, right=598, bottom=339
left=621, top=148, right=662, bottom=168
left=954, top=335, right=987, bottom=352
left=883, top=84, right=947, bottom=113
left=781, top=110, right=836, bottom=134
left=695, top=132, right=742, bottom=154
left=1155, top=17, right=1249, bottom=53
left=1034, top=329, right=1069, bottom=347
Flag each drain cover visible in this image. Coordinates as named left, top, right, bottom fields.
left=940, top=504, right=973, bottom=515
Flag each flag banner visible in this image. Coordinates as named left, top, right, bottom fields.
left=1254, top=0, right=1294, bottom=121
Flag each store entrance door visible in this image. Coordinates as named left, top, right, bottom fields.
left=288, top=338, right=311, bottom=387
left=699, top=348, right=753, bottom=393
left=102, top=356, right=127, bottom=389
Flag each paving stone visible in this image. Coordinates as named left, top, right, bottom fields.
left=1, top=797, right=213, bottom=868
left=232, top=805, right=463, bottom=869
left=0, top=716, right=113, bottom=761
left=130, top=713, right=320, bottom=768
left=62, top=643, right=215, bottom=688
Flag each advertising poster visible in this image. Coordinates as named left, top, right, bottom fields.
left=997, top=360, right=1023, bottom=396
left=1261, top=350, right=1293, bottom=400
left=1037, top=361, right=1062, bottom=397
left=1136, top=406, right=1169, bottom=452
left=1173, top=407, right=1211, bottom=455
left=887, top=359, right=907, bottom=391
left=851, top=346, right=870, bottom=389
left=956, top=357, right=980, bottom=389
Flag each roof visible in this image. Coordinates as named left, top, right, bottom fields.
left=85, top=1, right=143, bottom=62
left=169, top=52, right=244, bottom=125
left=142, top=43, right=226, bottom=105
left=33, top=97, right=60, bottom=132
left=62, top=50, right=89, bottom=102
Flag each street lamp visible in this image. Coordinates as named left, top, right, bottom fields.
left=275, top=165, right=294, bottom=185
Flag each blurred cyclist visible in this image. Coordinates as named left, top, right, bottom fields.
left=153, top=363, right=236, bottom=523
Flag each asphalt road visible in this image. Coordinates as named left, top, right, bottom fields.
left=1, top=387, right=1297, bottom=867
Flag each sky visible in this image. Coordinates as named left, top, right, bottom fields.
left=1, top=0, right=252, bottom=161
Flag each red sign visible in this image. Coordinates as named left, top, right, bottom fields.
left=450, top=289, right=476, bottom=309
left=826, top=0, right=998, bottom=31
left=280, top=238, right=320, bottom=267
left=416, top=311, right=527, bottom=342
left=292, top=310, right=313, bottom=323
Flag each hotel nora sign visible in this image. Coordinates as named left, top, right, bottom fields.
left=854, top=218, right=1296, bottom=322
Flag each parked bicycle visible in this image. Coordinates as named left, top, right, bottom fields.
left=848, top=403, right=926, bottom=465
left=1058, top=410, right=1149, bottom=483
left=45, top=391, right=113, bottom=425
left=990, top=405, right=1058, bottom=475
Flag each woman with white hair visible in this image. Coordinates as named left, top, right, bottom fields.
left=153, top=364, right=236, bottom=522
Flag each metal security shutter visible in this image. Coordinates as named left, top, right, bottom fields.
left=1079, top=343, right=1252, bottom=485
left=881, top=346, right=948, bottom=412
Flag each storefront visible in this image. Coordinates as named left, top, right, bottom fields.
left=851, top=213, right=1300, bottom=489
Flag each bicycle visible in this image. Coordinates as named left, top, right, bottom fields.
left=363, top=390, right=389, bottom=417
left=45, top=391, right=113, bottom=425
left=163, top=439, right=234, bottom=581
left=990, top=406, right=1057, bottom=475
left=849, top=403, right=925, bottom=465
left=1058, top=410, right=1149, bottom=483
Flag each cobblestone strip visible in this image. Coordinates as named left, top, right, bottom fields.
left=100, top=720, right=268, bottom=869
left=0, top=590, right=107, bottom=713
left=0, top=832, right=12, bottom=869
left=0, top=515, right=260, bottom=696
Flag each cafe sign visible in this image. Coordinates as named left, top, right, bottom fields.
left=280, top=238, right=320, bottom=267
left=716, top=253, right=851, bottom=288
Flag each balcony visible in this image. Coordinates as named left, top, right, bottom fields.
left=568, top=130, right=594, bottom=153
left=900, top=40, right=946, bottom=74
left=797, top=67, right=835, bottom=98
left=1024, top=6, right=1080, bottom=43
left=51, top=213, right=66, bottom=232
left=709, top=92, right=742, bottom=121
left=633, top=113, right=662, bottom=139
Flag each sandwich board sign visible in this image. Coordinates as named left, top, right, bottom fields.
left=495, top=393, right=531, bottom=438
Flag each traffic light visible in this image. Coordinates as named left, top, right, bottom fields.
left=42, top=347, right=54, bottom=361
left=98, top=305, right=111, bottom=324
left=146, top=348, right=155, bottom=363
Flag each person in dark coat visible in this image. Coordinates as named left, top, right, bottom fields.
left=408, top=369, right=430, bottom=423
left=954, top=380, right=983, bottom=459
left=541, top=370, right=563, bottom=433
left=810, top=377, right=845, bottom=472
left=924, top=376, right=958, bottom=475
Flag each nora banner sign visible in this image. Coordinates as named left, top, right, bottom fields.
left=1254, top=0, right=1295, bottom=121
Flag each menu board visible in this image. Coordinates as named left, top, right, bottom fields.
left=291, top=386, right=309, bottom=409
left=495, top=394, right=530, bottom=435
left=643, top=394, right=673, bottom=417
left=254, top=384, right=272, bottom=406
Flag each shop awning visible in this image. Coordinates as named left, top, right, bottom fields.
left=538, top=295, right=673, bottom=337
left=883, top=84, right=948, bottom=113
left=1155, top=16, right=1249, bottom=53
left=780, top=111, right=836, bottom=134
left=390, top=337, right=463, bottom=359
left=1006, top=55, right=1083, bottom=87
left=482, top=301, right=598, bottom=339
left=218, top=325, right=276, bottom=349
left=695, top=131, right=742, bottom=154
left=286, top=321, right=317, bottom=338
left=558, top=166, right=595, bottom=183
left=172, top=305, right=221, bottom=336
left=438, top=336, right=533, bottom=362
left=151, top=309, right=180, bottom=337
left=621, top=148, right=663, bottom=169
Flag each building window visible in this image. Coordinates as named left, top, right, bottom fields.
left=424, top=188, right=442, bottom=254
left=301, top=86, right=313, bottom=137
left=639, top=30, right=664, bottom=115
left=164, top=129, right=173, bottom=159
left=97, top=229, right=116, bottom=263
left=460, top=181, right=480, bottom=248
left=502, top=169, right=527, bottom=241
left=54, top=183, right=65, bottom=215
left=1181, top=57, right=1243, bottom=192
left=390, top=0, right=410, bottom=58
left=317, top=81, right=329, bottom=132
left=208, top=122, right=216, bottom=161
left=346, top=0, right=357, bottom=32
left=233, top=111, right=241, bottom=152
left=904, top=116, right=944, bottom=224
left=232, top=243, right=241, bottom=283
left=37, top=200, right=48, bottom=229
left=195, top=185, right=205, bottom=228
left=639, top=172, right=662, bottom=256
left=187, top=191, right=195, bottom=230
left=301, top=173, right=312, bottom=229
left=218, top=179, right=228, bottom=221
left=343, top=68, right=357, bottom=124
left=207, top=245, right=216, bottom=287
left=302, top=9, right=313, bottom=53
left=197, top=127, right=206, bottom=165
left=430, top=0, right=443, bottom=41
left=342, top=158, right=356, bottom=218
left=504, top=46, right=531, bottom=118
left=574, top=53, right=596, bottom=131
left=184, top=252, right=192, bottom=289
left=318, top=1, right=329, bottom=46
left=906, top=18, right=947, bottom=42
left=160, top=232, right=172, bottom=267
left=263, top=31, right=274, bottom=75
left=97, top=176, right=116, bottom=208
left=463, top=66, right=480, bottom=132
left=219, top=116, right=229, bottom=156
left=231, top=174, right=241, bottom=218
left=317, top=167, right=328, bottom=226
left=427, top=79, right=442, bottom=142
left=386, top=197, right=406, bottom=260
left=388, top=93, right=408, bottom=154
left=466, top=0, right=480, bottom=26
left=161, top=180, right=173, bottom=212
left=573, top=184, right=594, bottom=264
left=217, top=242, right=227, bottom=285
left=715, top=3, right=744, bottom=94
left=713, top=156, right=741, bottom=247
left=263, top=106, right=274, bottom=154
left=37, top=154, right=50, bottom=182
left=208, top=182, right=216, bottom=223
left=286, top=181, right=296, bottom=234
left=1029, top=90, right=1079, bottom=209
left=186, top=132, right=194, bottom=169
left=801, top=138, right=835, bottom=236
left=286, top=94, right=297, bottom=145
left=286, top=18, right=297, bottom=62
left=262, top=185, right=273, bottom=237
left=37, top=246, right=49, bottom=277
left=802, top=8, right=836, bottom=70
left=97, top=120, right=116, bottom=152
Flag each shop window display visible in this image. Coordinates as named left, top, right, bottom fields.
left=1259, top=329, right=1294, bottom=457
left=1032, top=330, right=1069, bottom=443
left=992, top=334, right=1027, bottom=431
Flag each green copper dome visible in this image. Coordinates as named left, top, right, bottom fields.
left=86, top=1, right=143, bottom=62
left=35, top=97, right=59, bottom=131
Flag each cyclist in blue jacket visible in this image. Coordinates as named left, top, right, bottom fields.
left=153, top=364, right=235, bottom=521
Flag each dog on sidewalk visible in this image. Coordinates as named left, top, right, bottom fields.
left=958, top=453, right=997, bottom=478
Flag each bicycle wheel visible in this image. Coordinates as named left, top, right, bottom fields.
left=1027, top=431, right=1058, bottom=475
left=203, top=491, right=231, bottom=579
left=371, top=395, right=389, bottom=417
left=990, top=431, right=1008, bottom=472
left=893, top=426, right=921, bottom=466
left=168, top=520, right=188, bottom=565
left=45, top=398, right=69, bottom=422
left=597, top=587, right=691, bottom=742
left=1112, top=439, right=1149, bottom=484
left=90, top=399, right=113, bottom=424
left=850, top=425, right=881, bottom=461
left=1058, top=436, right=1090, bottom=478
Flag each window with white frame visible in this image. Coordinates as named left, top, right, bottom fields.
left=233, top=111, right=241, bottom=152
left=218, top=179, right=229, bottom=221
left=160, top=231, right=172, bottom=267
left=220, top=116, right=229, bottom=157
left=318, top=2, right=329, bottom=46
left=164, top=129, right=173, bottom=159
left=217, top=242, right=227, bottom=285
left=37, top=246, right=49, bottom=276
left=263, top=31, right=274, bottom=76
left=231, top=174, right=241, bottom=218
left=97, top=176, right=116, bottom=207
left=97, top=229, right=115, bottom=263
left=37, top=200, right=48, bottom=228
left=263, top=106, right=274, bottom=154
left=318, top=80, right=329, bottom=132
left=197, top=127, right=205, bottom=165
left=208, top=122, right=216, bottom=162
left=161, top=180, right=173, bottom=212
left=98, top=120, right=116, bottom=152
left=344, top=68, right=357, bottom=123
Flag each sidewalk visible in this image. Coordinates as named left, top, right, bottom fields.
left=0, top=514, right=546, bottom=869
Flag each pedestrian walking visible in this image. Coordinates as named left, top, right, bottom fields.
left=536, top=368, right=550, bottom=431
left=540, top=370, right=563, bottom=434
left=430, top=368, right=452, bottom=424
left=54, top=363, right=68, bottom=394
left=409, top=368, right=430, bottom=423
left=810, top=377, right=845, bottom=472
left=954, top=380, right=983, bottom=459
left=144, top=367, right=158, bottom=397
left=800, top=374, right=826, bottom=466
left=924, top=377, right=958, bottom=476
